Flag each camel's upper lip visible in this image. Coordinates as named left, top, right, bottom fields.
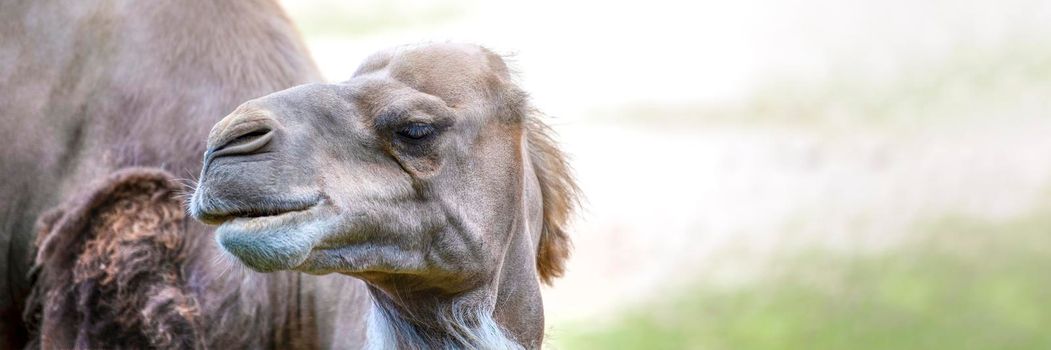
left=192, top=194, right=323, bottom=225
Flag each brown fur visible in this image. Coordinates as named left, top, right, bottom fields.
left=26, top=168, right=202, bottom=349
left=0, top=1, right=322, bottom=347
left=476, top=49, right=580, bottom=285
left=526, top=118, right=579, bottom=285
left=496, top=58, right=579, bottom=285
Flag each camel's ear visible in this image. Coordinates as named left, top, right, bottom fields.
left=526, top=119, right=579, bottom=285
left=26, top=167, right=203, bottom=349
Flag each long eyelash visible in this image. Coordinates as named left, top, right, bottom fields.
left=398, top=123, right=435, bottom=139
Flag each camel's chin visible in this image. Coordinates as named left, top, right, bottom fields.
left=215, top=204, right=341, bottom=272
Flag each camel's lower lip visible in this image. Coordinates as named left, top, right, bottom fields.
left=214, top=201, right=338, bottom=272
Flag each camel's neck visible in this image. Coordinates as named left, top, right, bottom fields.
left=364, top=291, right=525, bottom=350
left=363, top=223, right=545, bottom=349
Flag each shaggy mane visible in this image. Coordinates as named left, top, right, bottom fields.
left=525, top=116, right=579, bottom=285
left=491, top=48, right=580, bottom=285
left=364, top=291, right=524, bottom=350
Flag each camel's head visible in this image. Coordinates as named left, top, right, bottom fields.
left=190, top=43, right=575, bottom=295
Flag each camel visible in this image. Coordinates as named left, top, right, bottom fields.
left=188, top=43, right=576, bottom=348
left=1, top=0, right=575, bottom=348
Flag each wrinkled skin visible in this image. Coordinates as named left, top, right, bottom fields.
left=191, top=43, right=575, bottom=347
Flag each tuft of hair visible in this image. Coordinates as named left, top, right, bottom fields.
left=485, top=46, right=580, bottom=285
left=524, top=116, right=579, bottom=285
left=25, top=167, right=203, bottom=349
left=365, top=296, right=525, bottom=350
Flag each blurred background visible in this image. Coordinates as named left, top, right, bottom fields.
left=279, top=0, right=1051, bottom=348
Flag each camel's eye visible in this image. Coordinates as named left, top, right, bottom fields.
left=396, top=123, right=436, bottom=141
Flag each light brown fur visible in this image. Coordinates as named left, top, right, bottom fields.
left=527, top=118, right=579, bottom=284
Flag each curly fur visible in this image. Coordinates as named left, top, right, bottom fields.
left=25, top=168, right=202, bottom=349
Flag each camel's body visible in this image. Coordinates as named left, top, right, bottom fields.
left=0, top=1, right=368, bottom=348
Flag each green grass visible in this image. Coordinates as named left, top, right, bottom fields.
left=553, top=203, right=1051, bottom=350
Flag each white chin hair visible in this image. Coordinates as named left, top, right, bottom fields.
left=215, top=207, right=335, bottom=272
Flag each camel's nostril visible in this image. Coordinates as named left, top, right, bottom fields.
left=222, top=129, right=270, bottom=150
left=209, top=127, right=274, bottom=160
